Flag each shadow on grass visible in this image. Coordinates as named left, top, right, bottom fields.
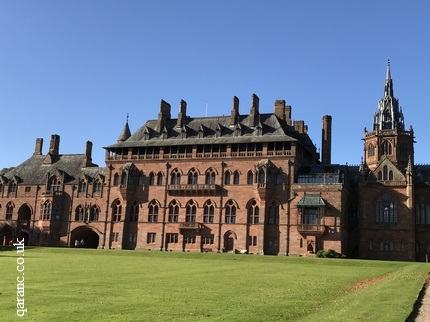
left=0, top=245, right=38, bottom=252
left=405, top=272, right=430, bottom=321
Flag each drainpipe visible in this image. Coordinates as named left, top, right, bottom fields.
left=217, top=161, right=226, bottom=253
left=286, top=160, right=294, bottom=256
left=31, top=185, right=40, bottom=245
left=102, top=165, right=113, bottom=249
left=160, top=163, right=171, bottom=251
left=66, top=185, right=76, bottom=246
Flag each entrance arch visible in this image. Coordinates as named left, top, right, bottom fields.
left=70, top=227, right=100, bottom=248
left=223, top=230, right=237, bottom=252
left=17, top=204, right=32, bottom=231
left=0, top=225, right=14, bottom=246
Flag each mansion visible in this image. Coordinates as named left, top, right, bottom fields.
left=1, top=62, right=430, bottom=261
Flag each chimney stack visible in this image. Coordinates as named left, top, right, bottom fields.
left=49, top=134, right=60, bottom=156
left=274, top=100, right=286, bottom=122
left=156, top=100, right=171, bottom=133
left=322, top=115, right=332, bottom=164
left=177, top=100, right=187, bottom=128
left=230, top=96, right=239, bottom=126
left=34, top=138, right=43, bottom=155
left=83, top=141, right=93, bottom=167
left=249, top=93, right=259, bottom=127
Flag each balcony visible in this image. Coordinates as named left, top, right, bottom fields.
left=167, top=184, right=218, bottom=196
left=297, top=224, right=326, bottom=236
left=179, top=222, right=203, bottom=231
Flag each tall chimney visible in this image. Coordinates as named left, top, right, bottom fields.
left=230, top=96, right=239, bottom=126
left=83, top=141, right=93, bottom=167
left=322, top=115, right=332, bottom=164
left=34, top=138, right=43, bottom=155
left=49, top=134, right=60, bottom=156
left=285, top=105, right=292, bottom=125
left=156, top=100, right=171, bottom=133
left=274, top=100, right=286, bottom=122
left=177, top=100, right=187, bottom=128
left=249, top=93, right=259, bottom=127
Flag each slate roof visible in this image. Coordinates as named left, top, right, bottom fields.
left=297, top=194, right=326, bottom=207
left=2, top=154, right=104, bottom=185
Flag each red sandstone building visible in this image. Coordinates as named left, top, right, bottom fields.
left=1, top=62, right=429, bottom=261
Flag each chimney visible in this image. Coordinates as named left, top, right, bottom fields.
left=230, top=96, right=239, bottom=126
left=249, top=93, right=259, bottom=127
left=321, top=115, right=332, bottom=164
left=293, top=120, right=306, bottom=134
left=285, top=105, right=292, bottom=125
left=274, top=100, right=286, bottom=122
left=83, top=141, right=93, bottom=167
left=177, top=100, right=187, bottom=128
left=156, top=100, right=171, bottom=133
left=49, top=134, right=60, bottom=156
left=34, top=138, right=43, bottom=155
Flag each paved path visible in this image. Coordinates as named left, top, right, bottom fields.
left=407, top=275, right=430, bottom=322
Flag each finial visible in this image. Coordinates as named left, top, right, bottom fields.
left=126, top=113, right=129, bottom=123
left=386, top=59, right=391, bottom=80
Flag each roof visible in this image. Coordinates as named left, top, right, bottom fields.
left=297, top=194, right=326, bottom=207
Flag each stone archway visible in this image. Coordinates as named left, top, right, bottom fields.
left=223, top=231, right=237, bottom=253
left=0, top=225, right=14, bottom=246
left=70, top=227, right=100, bottom=248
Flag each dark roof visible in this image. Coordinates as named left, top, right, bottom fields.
left=296, top=165, right=344, bottom=175
left=3, top=154, right=105, bottom=185
left=297, top=194, right=326, bottom=207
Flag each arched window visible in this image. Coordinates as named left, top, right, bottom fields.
left=149, top=172, right=155, bottom=186
left=203, top=200, right=215, bottom=223
left=129, top=201, right=139, bottom=222
left=224, top=171, right=231, bottom=185
left=9, top=180, right=17, bottom=194
left=112, top=200, right=122, bottom=222
left=148, top=200, right=159, bottom=222
left=276, top=171, right=283, bottom=185
left=247, top=200, right=259, bottom=224
left=247, top=171, right=253, bottom=185
left=233, top=171, right=240, bottom=185
left=138, top=173, right=145, bottom=186
left=368, top=144, right=375, bottom=157
left=205, top=168, right=216, bottom=184
left=78, top=179, right=87, bottom=194
left=157, top=172, right=163, bottom=186
left=113, top=173, right=119, bottom=186
left=375, top=193, right=398, bottom=223
left=5, top=201, right=14, bottom=220
left=75, top=205, right=85, bottom=221
left=267, top=201, right=279, bottom=224
left=49, top=176, right=62, bottom=192
left=186, top=200, right=197, bottom=222
left=90, top=204, right=100, bottom=221
left=188, top=169, right=198, bottom=184
left=225, top=200, right=236, bottom=224
left=171, top=169, right=181, bottom=185
left=168, top=200, right=179, bottom=223
left=41, top=200, right=52, bottom=220
left=383, top=166, right=388, bottom=181
left=382, top=141, right=392, bottom=155
left=121, top=172, right=127, bottom=185
left=258, top=170, right=265, bottom=184
left=94, top=178, right=102, bottom=194
left=416, top=200, right=430, bottom=225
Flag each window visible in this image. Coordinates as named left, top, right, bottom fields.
left=202, top=234, right=214, bottom=244
left=75, top=205, right=85, bottom=221
left=168, top=200, right=179, bottom=223
left=233, top=171, right=240, bottom=185
left=225, top=200, right=236, bottom=223
left=129, top=233, right=137, bottom=243
left=186, top=200, right=196, bottom=222
left=138, top=173, right=145, bottom=186
left=267, top=201, right=279, bottom=224
left=381, top=141, right=392, bottom=155
left=25, top=186, right=31, bottom=193
left=9, top=180, right=17, bottom=194
left=248, top=236, right=257, bottom=246
left=113, top=173, right=119, bottom=186
left=129, top=201, right=139, bottom=222
left=302, top=207, right=321, bottom=225
left=149, top=172, right=155, bottom=186
left=375, top=194, right=398, bottom=223
left=184, top=235, right=196, bottom=244
left=6, top=202, right=14, bottom=220
left=247, top=200, right=259, bottom=224
left=147, top=233, right=156, bottom=244
left=224, top=172, right=231, bottom=185
left=41, top=200, right=52, bottom=220
left=166, top=233, right=178, bottom=244
left=368, top=143, right=375, bottom=157
left=171, top=169, right=181, bottom=184
left=247, top=171, right=253, bottom=185
left=203, top=200, right=215, bottom=223
left=112, top=200, right=122, bottom=222
left=148, top=200, right=159, bottom=222
left=276, top=171, right=283, bottom=185
left=48, top=176, right=62, bottom=192
left=94, top=179, right=102, bottom=194
left=78, top=179, right=87, bottom=194
left=90, top=205, right=100, bottom=221
left=157, top=172, right=163, bottom=186
left=112, top=232, right=119, bottom=242
left=51, top=201, right=61, bottom=220
left=205, top=168, right=216, bottom=184
left=416, top=200, right=430, bottom=225
left=188, top=169, right=198, bottom=184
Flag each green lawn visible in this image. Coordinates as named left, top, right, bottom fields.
left=0, top=247, right=428, bottom=322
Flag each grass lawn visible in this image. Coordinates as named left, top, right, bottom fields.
left=0, top=247, right=429, bottom=322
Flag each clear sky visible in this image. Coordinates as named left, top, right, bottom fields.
left=1, top=1, right=429, bottom=169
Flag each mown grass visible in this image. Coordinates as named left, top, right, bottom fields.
left=0, top=247, right=428, bottom=321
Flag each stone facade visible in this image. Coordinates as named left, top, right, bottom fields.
left=1, top=61, right=429, bottom=261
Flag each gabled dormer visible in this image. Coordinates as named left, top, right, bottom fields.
left=372, top=157, right=406, bottom=183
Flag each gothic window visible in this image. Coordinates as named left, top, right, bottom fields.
left=149, top=172, right=155, bottom=186
left=224, top=171, right=231, bottom=185
left=185, top=200, right=196, bottom=222
left=203, top=200, right=214, bottom=223
left=375, top=194, right=398, bottom=223
left=5, top=201, right=14, bottom=220
left=113, top=173, right=119, bottom=186
left=112, top=200, right=122, bottom=222
left=381, top=141, right=392, bottom=155
left=276, top=171, right=283, bottom=185
left=302, top=207, right=321, bottom=225
left=148, top=200, right=159, bottom=222
left=121, top=172, right=127, bottom=185
left=233, top=171, right=240, bottom=185
left=188, top=169, right=198, bottom=184
left=168, top=200, right=179, bottom=223
left=247, top=200, right=259, bottom=224
left=129, top=201, right=139, bottom=222
left=170, top=169, right=181, bottom=185
left=267, top=201, right=279, bottom=225
left=9, top=180, right=17, bottom=194
left=247, top=171, right=253, bottom=185
left=383, top=166, right=388, bottom=180
left=416, top=200, right=430, bottom=225
left=49, top=176, right=62, bottom=192
left=205, top=168, right=216, bottom=184
left=378, top=171, right=382, bottom=181
left=138, top=173, right=145, bottom=186
left=78, top=179, right=87, bottom=195
left=91, top=204, right=100, bottom=221
left=75, top=205, right=85, bottom=221
left=225, top=200, right=236, bottom=224
left=41, top=200, right=52, bottom=220
left=368, top=144, right=375, bottom=157
left=94, top=178, right=102, bottom=194
left=157, top=172, right=163, bottom=186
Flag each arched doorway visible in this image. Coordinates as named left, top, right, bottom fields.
left=0, top=225, right=14, bottom=246
left=70, top=227, right=100, bottom=248
left=223, top=231, right=237, bottom=253
left=17, top=204, right=32, bottom=231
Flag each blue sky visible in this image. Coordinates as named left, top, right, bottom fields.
left=1, top=1, right=429, bottom=169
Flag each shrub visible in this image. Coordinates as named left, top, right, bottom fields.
left=316, top=249, right=346, bottom=258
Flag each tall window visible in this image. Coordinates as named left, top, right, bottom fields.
left=148, top=200, right=159, bottom=222
left=381, top=141, right=392, bottom=155
left=225, top=200, right=236, bottom=224
left=112, top=200, right=122, bottom=222
left=302, top=207, right=321, bottom=225
left=188, top=169, right=198, bottom=184
left=168, top=200, right=179, bottom=223
left=416, top=200, right=430, bottom=225
left=93, top=179, right=102, bottom=195
left=247, top=171, right=253, bottom=185
left=75, top=205, right=85, bottom=221
left=368, top=143, right=375, bottom=157
left=90, top=205, right=100, bottom=221
left=9, top=180, right=17, bottom=194
left=129, top=201, right=139, bottom=222
left=203, top=200, right=215, bottom=223
left=157, top=172, right=163, bottom=186
left=233, top=171, right=240, bottom=185
left=5, top=202, right=14, bottom=220
left=171, top=169, right=181, bottom=185
left=78, top=179, right=87, bottom=195
left=113, top=173, right=119, bottom=186
left=205, top=168, right=216, bottom=184
left=267, top=201, right=279, bottom=224
left=41, top=200, right=52, bottom=220
left=375, top=194, right=398, bottom=223
left=49, top=176, right=62, bottom=192
left=247, top=200, right=259, bottom=224
left=224, top=171, right=231, bottom=185
left=186, top=200, right=196, bottom=222
left=149, top=172, right=155, bottom=186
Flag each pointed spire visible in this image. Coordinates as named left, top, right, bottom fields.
left=117, top=114, right=131, bottom=143
left=386, top=59, right=391, bottom=80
